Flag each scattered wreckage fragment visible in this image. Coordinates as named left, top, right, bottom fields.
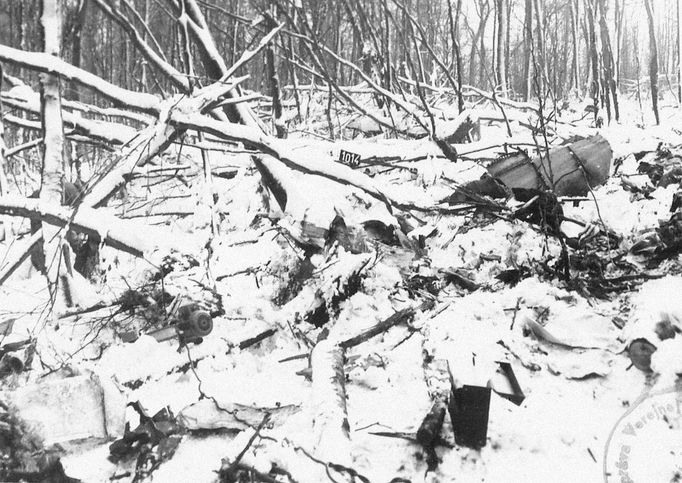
left=635, top=143, right=682, bottom=188
left=622, top=276, right=682, bottom=373
left=448, top=384, right=491, bottom=449
left=630, top=212, right=682, bottom=261
left=145, top=304, right=213, bottom=345
left=447, top=357, right=527, bottom=450
left=4, top=369, right=126, bottom=446
left=112, top=290, right=215, bottom=347
left=449, top=134, right=613, bottom=203
left=109, top=403, right=182, bottom=481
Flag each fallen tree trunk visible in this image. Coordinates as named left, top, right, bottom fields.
left=80, top=119, right=180, bottom=208
left=340, top=306, right=416, bottom=349
left=0, top=196, right=183, bottom=258
left=310, top=339, right=351, bottom=465
left=170, top=112, right=394, bottom=208
left=0, top=44, right=161, bottom=114
left=2, top=89, right=137, bottom=146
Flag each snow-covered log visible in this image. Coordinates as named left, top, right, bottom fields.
left=3, top=75, right=152, bottom=125
left=80, top=116, right=180, bottom=208
left=2, top=88, right=137, bottom=145
left=170, top=112, right=394, bottom=208
left=340, top=306, right=417, bottom=349
left=460, top=84, right=539, bottom=113
left=79, top=76, right=248, bottom=208
left=310, top=339, right=351, bottom=465
left=0, top=44, right=161, bottom=114
left=3, top=114, right=42, bottom=131
left=5, top=138, right=44, bottom=159
left=0, top=196, right=173, bottom=258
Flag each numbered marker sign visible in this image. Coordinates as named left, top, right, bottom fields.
left=339, top=150, right=361, bottom=167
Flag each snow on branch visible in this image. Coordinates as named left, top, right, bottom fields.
left=0, top=44, right=161, bottom=114
left=0, top=196, right=193, bottom=259
left=2, top=88, right=137, bottom=146
left=169, top=111, right=395, bottom=208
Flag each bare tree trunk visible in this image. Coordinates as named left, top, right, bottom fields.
left=522, top=0, right=533, bottom=100
left=0, top=67, right=9, bottom=217
left=62, top=0, right=87, bottom=83
left=495, top=0, right=508, bottom=96
left=532, top=0, right=546, bottom=93
left=382, top=0, right=392, bottom=93
left=678, top=0, right=682, bottom=104
left=62, top=0, right=88, bottom=181
left=644, top=0, right=660, bottom=124
left=141, top=0, right=150, bottom=88
left=39, top=0, right=65, bottom=295
left=614, top=0, right=624, bottom=88
left=598, top=0, right=619, bottom=122
left=505, top=0, right=510, bottom=89
left=266, top=45, right=285, bottom=138
left=446, top=0, right=464, bottom=112
left=570, top=0, right=581, bottom=96
left=311, top=340, right=351, bottom=466
left=177, top=0, right=265, bottom=131
left=478, top=18, right=488, bottom=88
left=586, top=0, right=600, bottom=117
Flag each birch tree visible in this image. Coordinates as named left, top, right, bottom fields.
left=39, top=0, right=66, bottom=296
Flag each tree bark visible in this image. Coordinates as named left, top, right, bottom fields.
left=570, top=0, right=581, bottom=95
left=532, top=0, right=546, bottom=93
left=39, top=0, right=65, bottom=294
left=614, top=0, right=624, bottom=88
left=446, top=0, right=465, bottom=112
left=0, top=44, right=162, bottom=113
left=0, top=196, right=188, bottom=259
left=495, top=0, right=508, bottom=95
left=266, top=45, right=285, bottom=138
left=0, top=66, right=11, bottom=243
left=0, top=66, right=9, bottom=202
left=644, top=0, right=660, bottom=124
left=586, top=0, right=600, bottom=117
left=522, top=0, right=533, bottom=100
left=311, top=340, right=351, bottom=465
left=678, top=0, right=682, bottom=104
left=598, top=0, right=619, bottom=122
left=174, top=0, right=266, bottom=131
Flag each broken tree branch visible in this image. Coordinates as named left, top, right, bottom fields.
left=340, top=306, right=417, bottom=349
left=0, top=44, right=161, bottom=114
left=0, top=231, right=42, bottom=286
left=311, top=339, right=351, bottom=465
left=0, top=196, right=185, bottom=258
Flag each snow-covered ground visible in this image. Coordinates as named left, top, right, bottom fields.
left=1, top=95, right=681, bottom=482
